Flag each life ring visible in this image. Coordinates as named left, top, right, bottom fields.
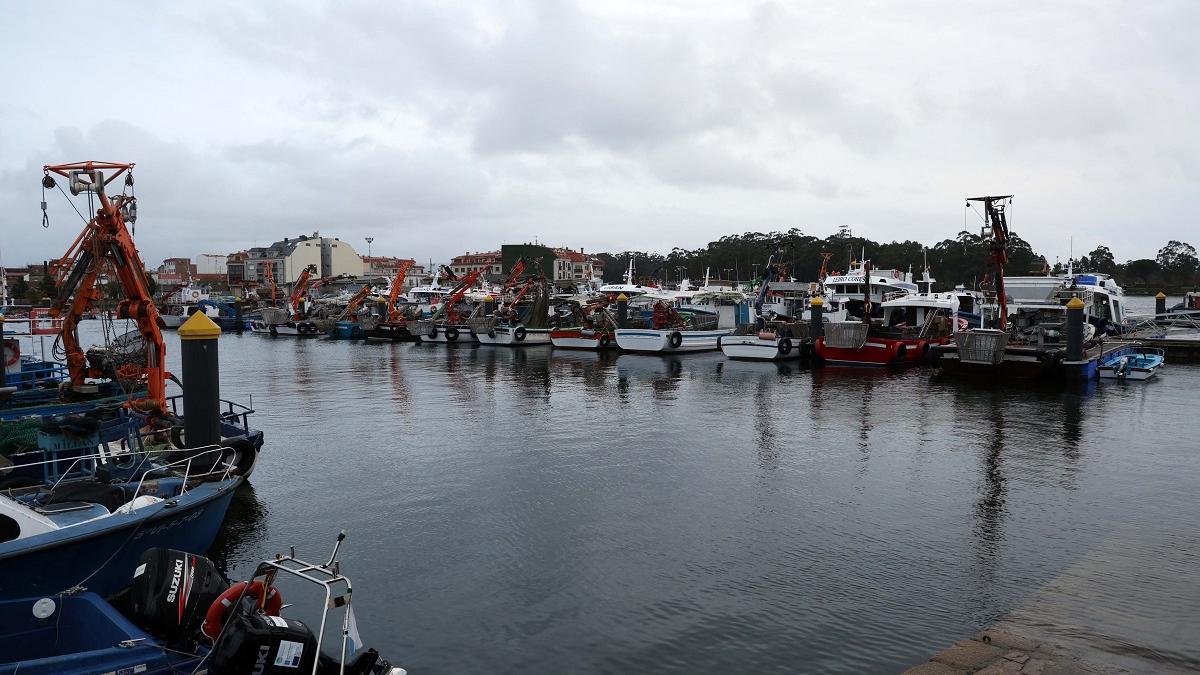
left=668, top=331, right=683, bottom=349
left=3, top=343, right=19, bottom=368
left=598, top=334, right=610, bottom=348
left=190, top=290, right=201, bottom=300
left=202, top=580, right=282, bottom=641
left=513, top=326, right=527, bottom=342
left=445, top=326, right=459, bottom=342
left=957, top=317, right=969, bottom=331
left=779, top=338, right=793, bottom=355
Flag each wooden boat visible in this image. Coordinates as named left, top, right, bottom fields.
left=615, top=301, right=728, bottom=354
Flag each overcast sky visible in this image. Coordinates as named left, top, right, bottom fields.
left=1, top=1, right=1196, bottom=271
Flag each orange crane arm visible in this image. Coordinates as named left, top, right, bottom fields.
left=343, top=285, right=373, bottom=318
left=386, top=260, right=414, bottom=322
left=290, top=268, right=313, bottom=314
left=44, top=161, right=168, bottom=411
left=443, top=268, right=483, bottom=323
left=262, top=262, right=277, bottom=303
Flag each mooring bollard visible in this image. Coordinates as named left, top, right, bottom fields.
left=1156, top=291, right=1167, bottom=316
left=179, top=310, right=222, bottom=448
left=616, top=293, right=628, bottom=328
left=809, top=296, right=824, bottom=339
left=1065, top=295, right=1084, bottom=362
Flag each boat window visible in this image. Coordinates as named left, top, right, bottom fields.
left=1111, top=299, right=1121, bottom=322
left=1094, top=298, right=1110, bottom=321
left=0, top=514, right=18, bottom=543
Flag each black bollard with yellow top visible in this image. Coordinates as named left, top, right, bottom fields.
left=808, top=296, right=824, bottom=339
left=1065, top=294, right=1085, bottom=362
left=616, top=293, right=629, bottom=328
left=1155, top=292, right=1167, bottom=316
left=179, top=310, right=222, bottom=448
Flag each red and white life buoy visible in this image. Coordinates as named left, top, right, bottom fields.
left=893, top=270, right=901, bottom=279
left=190, top=290, right=201, bottom=300
left=956, top=317, right=969, bottom=331
left=3, top=341, right=19, bottom=369
left=201, top=580, right=283, bottom=641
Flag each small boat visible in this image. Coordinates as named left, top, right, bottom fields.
left=0, top=535, right=405, bottom=674
left=472, top=277, right=553, bottom=346
left=720, top=251, right=807, bottom=361
left=615, top=300, right=729, bottom=353
left=550, top=298, right=617, bottom=350
left=0, top=446, right=245, bottom=599
left=1098, top=346, right=1164, bottom=380
left=250, top=308, right=321, bottom=336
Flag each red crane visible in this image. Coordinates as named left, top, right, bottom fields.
left=386, top=260, right=414, bottom=322
left=441, top=268, right=483, bottom=324
left=967, top=195, right=1013, bottom=328
left=43, top=161, right=168, bottom=411
left=289, top=268, right=313, bottom=316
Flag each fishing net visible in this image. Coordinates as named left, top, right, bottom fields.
left=0, top=419, right=41, bottom=456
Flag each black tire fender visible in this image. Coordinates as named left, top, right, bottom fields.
left=428, top=325, right=438, bottom=339
left=668, top=331, right=683, bottom=349
left=598, top=334, right=610, bottom=348
left=514, top=326, right=527, bottom=342
left=445, top=326, right=459, bottom=342
left=779, top=338, right=793, bottom=355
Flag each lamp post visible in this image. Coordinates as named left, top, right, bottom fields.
left=365, top=237, right=374, bottom=257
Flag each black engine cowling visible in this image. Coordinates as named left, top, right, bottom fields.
left=210, top=610, right=319, bottom=674
left=128, top=548, right=229, bottom=640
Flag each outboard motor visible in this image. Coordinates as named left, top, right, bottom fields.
left=129, top=547, right=229, bottom=640
left=210, top=610, right=320, bottom=673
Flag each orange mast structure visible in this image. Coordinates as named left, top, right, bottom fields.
left=43, top=161, right=168, bottom=411
left=289, top=268, right=313, bottom=315
left=262, top=261, right=278, bottom=303
left=386, top=260, right=414, bottom=322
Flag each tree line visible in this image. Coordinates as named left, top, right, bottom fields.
left=595, top=229, right=1199, bottom=293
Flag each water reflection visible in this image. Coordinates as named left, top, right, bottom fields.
left=208, top=483, right=270, bottom=578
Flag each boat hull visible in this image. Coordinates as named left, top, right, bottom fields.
left=249, top=320, right=321, bottom=336
left=614, top=329, right=729, bottom=353
left=0, top=477, right=242, bottom=599
left=549, top=329, right=615, bottom=350
left=720, top=335, right=802, bottom=361
left=814, top=336, right=941, bottom=366
left=418, top=324, right=475, bottom=344
left=475, top=326, right=552, bottom=346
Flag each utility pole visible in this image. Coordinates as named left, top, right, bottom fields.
left=365, top=237, right=374, bottom=257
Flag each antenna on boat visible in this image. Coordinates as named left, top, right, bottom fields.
left=1067, top=237, right=1074, bottom=277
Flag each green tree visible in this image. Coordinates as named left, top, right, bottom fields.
left=38, top=272, right=56, bottom=299
left=11, top=278, right=29, bottom=300
left=1086, top=245, right=1117, bottom=276
left=1156, top=240, right=1199, bottom=285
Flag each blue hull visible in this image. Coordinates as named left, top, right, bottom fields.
left=0, top=593, right=201, bottom=674
left=0, top=477, right=242, bottom=599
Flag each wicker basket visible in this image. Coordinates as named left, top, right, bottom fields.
left=954, top=329, right=1009, bottom=365
left=824, top=322, right=869, bottom=349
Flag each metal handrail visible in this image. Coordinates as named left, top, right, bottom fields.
left=253, top=533, right=357, bottom=675
left=128, top=446, right=234, bottom=502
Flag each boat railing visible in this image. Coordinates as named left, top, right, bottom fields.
left=129, top=445, right=234, bottom=500
left=163, top=394, right=256, bottom=435
left=253, top=532, right=360, bottom=675
left=1124, top=312, right=1200, bottom=338
left=882, top=290, right=908, bottom=302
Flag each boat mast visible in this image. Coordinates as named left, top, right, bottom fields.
left=862, top=260, right=872, bottom=324
left=966, top=195, right=1013, bottom=329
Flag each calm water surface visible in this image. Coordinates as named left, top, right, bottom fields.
left=79, top=318, right=1200, bottom=673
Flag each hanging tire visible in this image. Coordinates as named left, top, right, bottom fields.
left=488, top=329, right=497, bottom=338
left=269, top=325, right=278, bottom=336
left=514, top=326, right=527, bottom=342
left=895, top=343, right=908, bottom=362
left=428, top=325, right=438, bottom=339
left=598, top=334, right=610, bottom=349
left=445, top=326, right=459, bottom=342
left=779, top=338, right=793, bottom=355
left=668, top=331, right=683, bottom=349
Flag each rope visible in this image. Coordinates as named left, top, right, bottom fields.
left=54, top=183, right=89, bottom=226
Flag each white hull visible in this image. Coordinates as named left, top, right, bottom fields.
left=249, top=320, right=320, bottom=336
left=551, top=336, right=604, bottom=349
left=1098, top=366, right=1158, bottom=380
left=720, top=335, right=802, bottom=360
left=475, top=326, right=552, bottom=346
left=160, top=314, right=186, bottom=329
left=418, top=324, right=475, bottom=344
left=615, top=328, right=729, bottom=353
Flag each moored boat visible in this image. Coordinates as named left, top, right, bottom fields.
left=615, top=301, right=729, bottom=353
left=550, top=298, right=618, bottom=350
left=1098, top=346, right=1164, bottom=380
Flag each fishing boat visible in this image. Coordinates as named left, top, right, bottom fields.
left=472, top=273, right=553, bottom=346
left=814, top=263, right=958, bottom=366
left=0, top=535, right=404, bottom=674
left=414, top=267, right=484, bottom=344
left=615, top=300, right=729, bottom=353
left=1098, top=346, right=1164, bottom=380
left=0, top=445, right=244, bottom=599
left=821, top=260, right=918, bottom=322
left=250, top=267, right=323, bottom=336
left=549, top=298, right=618, bottom=350
left=157, top=286, right=210, bottom=329
left=721, top=251, right=807, bottom=361
left=1005, top=272, right=1128, bottom=335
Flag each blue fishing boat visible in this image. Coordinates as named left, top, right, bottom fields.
left=1098, top=346, right=1164, bottom=381
left=0, top=537, right=406, bottom=674
left=0, top=446, right=244, bottom=599
left=0, top=592, right=203, bottom=674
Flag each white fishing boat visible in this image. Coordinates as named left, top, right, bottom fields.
left=821, top=261, right=917, bottom=322
left=614, top=300, right=729, bottom=353
left=720, top=252, right=806, bottom=360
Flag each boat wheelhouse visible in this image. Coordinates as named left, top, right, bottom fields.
left=814, top=291, right=958, bottom=366
left=1005, top=273, right=1127, bottom=335
left=822, top=262, right=918, bottom=322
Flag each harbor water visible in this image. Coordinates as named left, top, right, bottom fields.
left=74, top=317, right=1200, bottom=673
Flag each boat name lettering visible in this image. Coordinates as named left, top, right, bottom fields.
left=132, top=508, right=205, bottom=540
